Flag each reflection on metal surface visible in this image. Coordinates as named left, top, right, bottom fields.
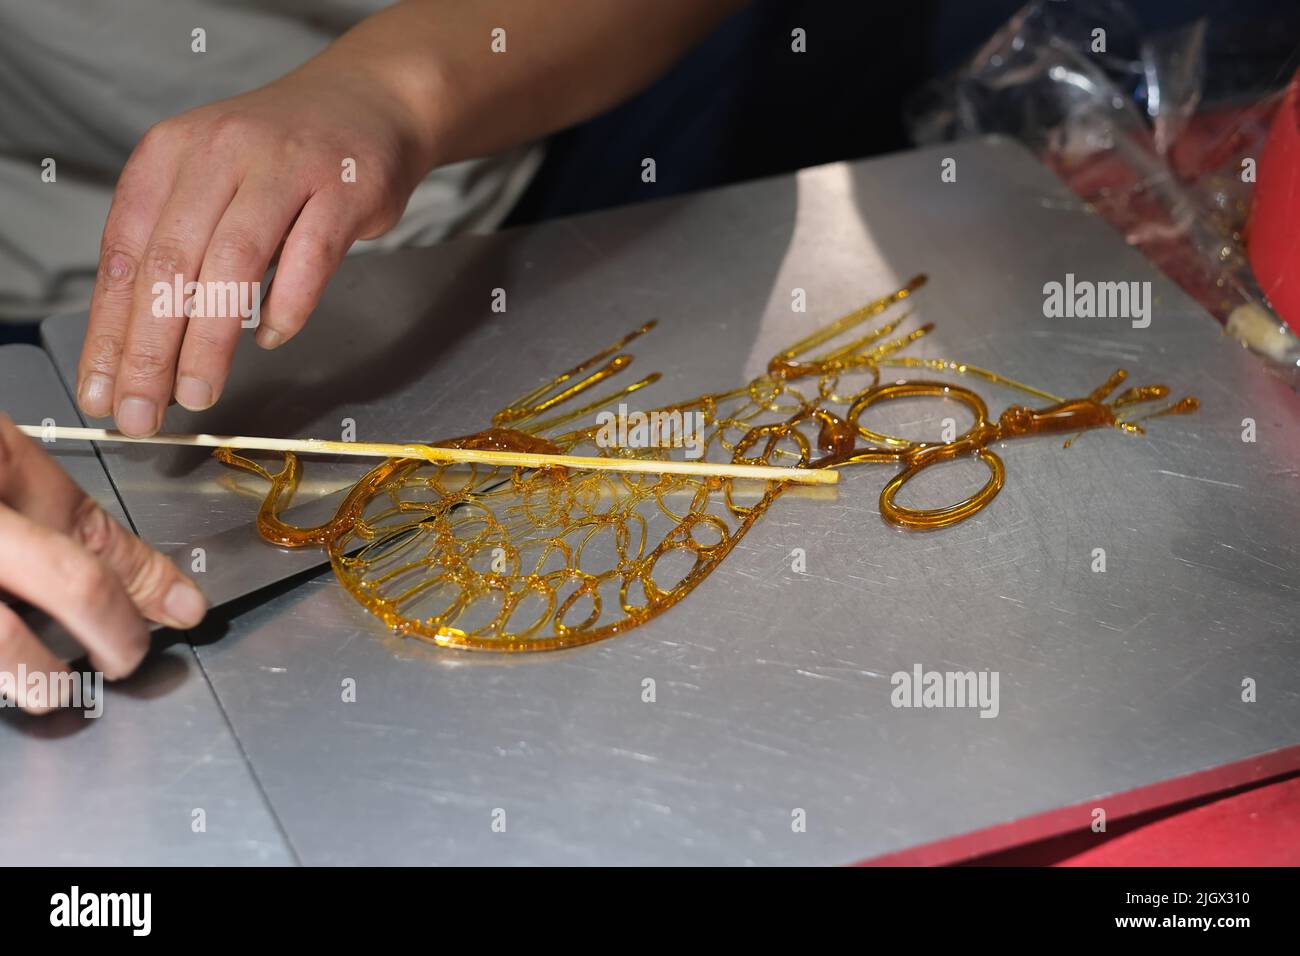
left=215, top=276, right=1196, bottom=651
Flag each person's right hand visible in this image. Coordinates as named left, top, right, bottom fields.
left=0, top=415, right=207, bottom=713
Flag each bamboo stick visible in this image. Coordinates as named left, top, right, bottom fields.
left=16, top=425, right=838, bottom=486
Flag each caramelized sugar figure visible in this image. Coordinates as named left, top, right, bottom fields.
left=217, top=276, right=1197, bottom=651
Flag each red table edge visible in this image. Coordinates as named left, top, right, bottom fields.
left=854, top=742, right=1300, bottom=867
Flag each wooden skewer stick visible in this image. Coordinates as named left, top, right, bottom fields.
left=16, top=425, right=839, bottom=486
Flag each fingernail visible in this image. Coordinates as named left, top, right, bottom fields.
left=78, top=373, right=112, bottom=416
left=116, top=396, right=159, bottom=437
left=175, top=375, right=213, bottom=411
left=256, top=327, right=283, bottom=350
left=164, top=580, right=207, bottom=627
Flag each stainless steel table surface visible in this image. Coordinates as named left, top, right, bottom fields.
left=29, top=135, right=1300, bottom=865
left=0, top=346, right=293, bottom=865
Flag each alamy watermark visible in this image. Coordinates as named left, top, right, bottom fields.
left=890, top=663, right=999, bottom=718
left=594, top=403, right=705, bottom=459
left=50, top=886, right=150, bottom=936
left=151, top=273, right=260, bottom=328
left=0, top=665, right=103, bottom=718
left=1043, top=273, right=1151, bottom=328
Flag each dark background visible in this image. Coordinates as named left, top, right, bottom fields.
left=507, top=0, right=1300, bottom=224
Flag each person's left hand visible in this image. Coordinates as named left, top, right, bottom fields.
left=75, top=62, right=433, bottom=436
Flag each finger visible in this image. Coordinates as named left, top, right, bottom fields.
left=0, top=416, right=206, bottom=633
left=0, top=504, right=148, bottom=680
left=78, top=129, right=179, bottom=418
left=112, top=164, right=238, bottom=436
left=0, top=413, right=86, bottom=527
left=175, top=175, right=310, bottom=408
left=71, top=495, right=208, bottom=631
left=0, top=603, right=73, bottom=715
left=256, top=191, right=358, bottom=349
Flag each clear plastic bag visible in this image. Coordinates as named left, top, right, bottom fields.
left=908, top=0, right=1300, bottom=385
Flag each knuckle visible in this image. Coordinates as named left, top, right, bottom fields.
left=120, top=339, right=172, bottom=380
left=356, top=191, right=405, bottom=239
left=293, top=229, right=342, bottom=269
left=357, top=211, right=397, bottom=241
left=209, top=226, right=265, bottom=268
left=132, top=123, right=172, bottom=162
left=97, top=245, right=140, bottom=293
left=283, top=127, right=321, bottom=151
left=278, top=131, right=310, bottom=157
left=126, top=551, right=175, bottom=609
left=139, top=119, right=180, bottom=151
left=280, top=128, right=335, bottom=162
left=71, top=499, right=114, bottom=556
left=208, top=112, right=257, bottom=147
left=142, top=239, right=189, bottom=279
left=83, top=331, right=125, bottom=370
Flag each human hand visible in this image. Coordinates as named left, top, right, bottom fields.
left=0, top=415, right=207, bottom=713
left=75, top=62, right=433, bottom=435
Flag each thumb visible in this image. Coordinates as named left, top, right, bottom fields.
left=71, top=499, right=208, bottom=630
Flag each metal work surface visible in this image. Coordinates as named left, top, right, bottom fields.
left=0, top=346, right=293, bottom=865
left=36, top=135, right=1300, bottom=864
